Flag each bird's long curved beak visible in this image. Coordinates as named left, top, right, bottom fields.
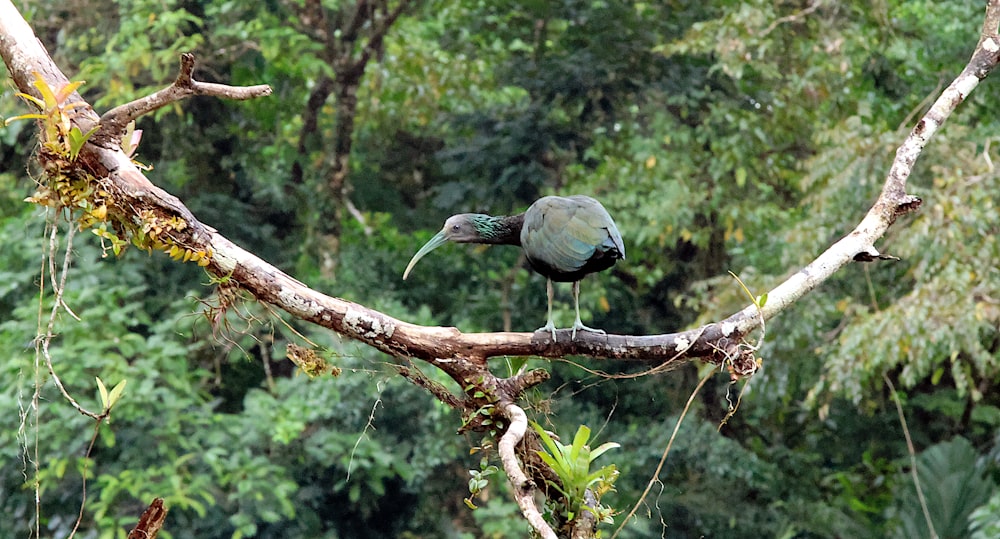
left=403, top=230, right=448, bottom=280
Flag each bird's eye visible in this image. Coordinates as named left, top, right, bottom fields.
left=452, top=224, right=461, bottom=231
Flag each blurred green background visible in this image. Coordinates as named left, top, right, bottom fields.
left=2, top=1, right=1000, bottom=537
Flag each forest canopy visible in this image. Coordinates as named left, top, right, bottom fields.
left=3, top=1, right=1000, bottom=538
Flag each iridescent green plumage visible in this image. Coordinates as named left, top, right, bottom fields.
left=403, top=195, right=624, bottom=341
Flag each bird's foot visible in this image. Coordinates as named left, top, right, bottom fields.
left=536, top=320, right=558, bottom=342
left=570, top=319, right=605, bottom=340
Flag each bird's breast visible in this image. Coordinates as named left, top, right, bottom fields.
left=524, top=247, right=621, bottom=282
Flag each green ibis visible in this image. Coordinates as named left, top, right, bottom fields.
left=403, top=195, right=625, bottom=340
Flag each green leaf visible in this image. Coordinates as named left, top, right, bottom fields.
left=569, top=425, right=591, bottom=466
left=4, top=112, right=46, bottom=125
left=96, top=376, right=109, bottom=410
left=30, top=75, right=59, bottom=110
left=531, top=422, right=562, bottom=459
left=52, top=79, right=86, bottom=106
left=589, top=442, right=621, bottom=461
left=506, top=356, right=528, bottom=376
left=67, top=125, right=99, bottom=160
left=535, top=448, right=560, bottom=471
left=735, top=166, right=747, bottom=187
left=108, top=379, right=127, bottom=409
left=102, top=428, right=116, bottom=448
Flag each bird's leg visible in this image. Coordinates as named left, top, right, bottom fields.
left=570, top=280, right=605, bottom=340
left=536, top=278, right=558, bottom=341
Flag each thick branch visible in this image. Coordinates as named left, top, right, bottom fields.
left=498, top=402, right=558, bottom=539
left=94, top=52, right=271, bottom=145
left=3, top=1, right=999, bottom=381
left=342, top=0, right=373, bottom=43
left=722, top=0, right=1000, bottom=342
left=5, top=2, right=1000, bottom=537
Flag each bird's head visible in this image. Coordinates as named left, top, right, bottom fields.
left=402, top=214, right=485, bottom=280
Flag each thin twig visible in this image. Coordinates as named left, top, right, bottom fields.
left=392, top=359, right=464, bottom=409
left=40, top=220, right=100, bottom=419
left=555, top=326, right=708, bottom=380
left=759, top=0, right=824, bottom=37
left=983, top=137, right=994, bottom=172
left=261, top=337, right=276, bottom=393
left=46, top=215, right=80, bottom=321
left=344, top=198, right=373, bottom=236
left=347, top=382, right=385, bottom=481
left=897, top=79, right=945, bottom=132
left=258, top=301, right=320, bottom=348
left=351, top=0, right=413, bottom=71
left=29, top=218, right=46, bottom=539
left=718, top=377, right=750, bottom=431
left=884, top=373, right=938, bottom=539
left=68, top=420, right=104, bottom=539
left=611, top=368, right=715, bottom=539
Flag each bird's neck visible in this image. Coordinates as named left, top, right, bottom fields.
left=472, top=213, right=524, bottom=246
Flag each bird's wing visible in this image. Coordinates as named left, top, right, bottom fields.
left=522, top=196, right=622, bottom=273
left=569, top=196, right=625, bottom=259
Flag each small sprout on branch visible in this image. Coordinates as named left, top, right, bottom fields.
left=6, top=73, right=95, bottom=161
left=131, top=209, right=212, bottom=266
left=92, top=223, right=129, bottom=257
left=729, top=270, right=767, bottom=309
left=66, top=124, right=99, bottom=161
left=96, top=376, right=127, bottom=414
left=461, top=403, right=499, bottom=434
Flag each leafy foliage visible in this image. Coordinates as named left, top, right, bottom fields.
left=969, top=490, right=1000, bottom=539
left=886, top=437, right=996, bottom=539
left=532, top=423, right=619, bottom=525
left=4, top=0, right=1000, bottom=537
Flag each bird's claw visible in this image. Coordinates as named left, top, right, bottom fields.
left=570, top=320, right=605, bottom=340
left=535, top=321, right=606, bottom=341
left=536, top=320, right=558, bottom=342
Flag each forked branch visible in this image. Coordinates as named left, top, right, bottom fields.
left=3, top=1, right=1000, bottom=537
left=3, top=0, right=1000, bottom=384
left=93, top=52, right=272, bottom=145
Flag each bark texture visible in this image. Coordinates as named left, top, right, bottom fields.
left=4, top=1, right=1000, bottom=537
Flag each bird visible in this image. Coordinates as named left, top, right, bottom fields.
left=403, top=195, right=625, bottom=341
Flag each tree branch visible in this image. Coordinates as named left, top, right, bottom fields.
left=498, top=401, right=558, bottom=539
left=3, top=0, right=999, bottom=378
left=759, top=0, right=823, bottom=38
left=4, top=1, right=1000, bottom=536
left=352, top=0, right=412, bottom=73
left=392, top=361, right=465, bottom=409
left=719, top=0, right=1000, bottom=347
left=93, top=52, right=272, bottom=146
